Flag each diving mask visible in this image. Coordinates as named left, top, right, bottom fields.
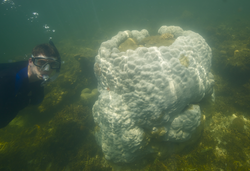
left=31, top=55, right=60, bottom=86
left=32, top=39, right=61, bottom=86
left=31, top=55, right=60, bottom=72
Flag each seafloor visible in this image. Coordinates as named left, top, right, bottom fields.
left=1, top=17, right=250, bottom=171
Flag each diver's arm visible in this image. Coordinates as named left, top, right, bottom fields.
left=0, top=71, right=18, bottom=128
left=0, top=75, right=5, bottom=111
left=30, top=85, right=44, bottom=105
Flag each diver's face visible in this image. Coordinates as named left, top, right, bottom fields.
left=28, top=56, right=54, bottom=80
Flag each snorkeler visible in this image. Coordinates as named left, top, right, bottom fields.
left=0, top=40, right=61, bottom=128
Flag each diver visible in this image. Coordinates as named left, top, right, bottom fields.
left=0, top=40, right=61, bottom=129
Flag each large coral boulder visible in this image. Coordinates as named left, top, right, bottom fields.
left=92, top=26, right=214, bottom=163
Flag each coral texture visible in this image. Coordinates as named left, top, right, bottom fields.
left=92, top=26, right=214, bottom=163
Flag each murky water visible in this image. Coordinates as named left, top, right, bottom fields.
left=1, top=0, right=250, bottom=170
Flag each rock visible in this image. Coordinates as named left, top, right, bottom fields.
left=92, top=25, right=214, bottom=163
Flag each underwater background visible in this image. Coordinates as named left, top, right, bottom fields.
left=1, top=0, right=250, bottom=170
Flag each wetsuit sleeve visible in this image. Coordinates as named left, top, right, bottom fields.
left=0, top=75, right=6, bottom=112
left=30, top=86, right=44, bottom=105
left=0, top=70, right=16, bottom=111
left=0, top=71, right=19, bottom=128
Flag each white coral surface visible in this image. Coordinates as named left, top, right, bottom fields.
left=92, top=26, right=214, bottom=163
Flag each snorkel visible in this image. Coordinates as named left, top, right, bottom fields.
left=40, top=39, right=61, bottom=86
left=31, top=39, right=61, bottom=86
left=41, top=39, right=61, bottom=86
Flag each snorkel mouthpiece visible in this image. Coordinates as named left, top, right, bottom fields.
left=42, top=75, right=50, bottom=81
left=41, top=75, right=50, bottom=86
left=41, top=72, right=59, bottom=86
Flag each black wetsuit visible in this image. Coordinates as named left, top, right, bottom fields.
left=0, top=61, right=44, bottom=128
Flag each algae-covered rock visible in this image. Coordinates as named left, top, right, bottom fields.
left=81, top=88, right=98, bottom=105
left=231, top=117, right=245, bottom=133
